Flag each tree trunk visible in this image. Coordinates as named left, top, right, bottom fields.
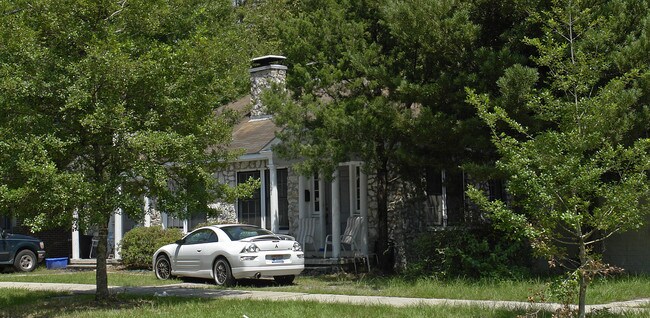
left=375, top=157, right=393, bottom=273
left=578, top=240, right=588, bottom=318
left=95, top=217, right=110, bottom=301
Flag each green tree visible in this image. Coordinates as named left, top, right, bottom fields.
left=0, top=0, right=252, bottom=300
left=262, top=0, right=529, bottom=271
left=467, top=0, right=650, bottom=316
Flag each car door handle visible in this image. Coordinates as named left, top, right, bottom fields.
left=196, top=249, right=202, bottom=253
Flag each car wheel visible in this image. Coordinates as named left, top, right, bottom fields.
left=155, top=255, right=172, bottom=280
left=13, top=250, right=37, bottom=272
left=213, top=258, right=235, bottom=286
left=274, top=275, right=295, bottom=285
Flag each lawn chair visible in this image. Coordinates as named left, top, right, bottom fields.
left=323, top=217, right=370, bottom=272
left=294, top=218, right=317, bottom=252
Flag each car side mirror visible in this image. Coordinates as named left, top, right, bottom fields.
left=0, top=229, right=6, bottom=239
left=175, top=239, right=184, bottom=245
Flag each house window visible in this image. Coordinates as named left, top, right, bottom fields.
left=238, top=170, right=262, bottom=227
left=313, top=172, right=320, bottom=213
left=238, top=169, right=288, bottom=231
left=165, top=215, right=184, bottom=229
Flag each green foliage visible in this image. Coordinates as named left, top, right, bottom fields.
left=404, top=227, right=532, bottom=280
left=0, top=0, right=256, bottom=297
left=467, top=0, right=650, bottom=315
left=119, top=226, right=183, bottom=269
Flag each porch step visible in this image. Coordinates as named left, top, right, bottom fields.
left=67, top=259, right=121, bottom=270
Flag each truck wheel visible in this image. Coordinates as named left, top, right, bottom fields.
left=14, top=250, right=37, bottom=272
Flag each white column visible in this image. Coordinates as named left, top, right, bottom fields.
left=331, top=168, right=341, bottom=258
left=269, top=160, right=279, bottom=233
left=161, top=212, right=168, bottom=229
left=260, top=166, right=267, bottom=228
left=114, top=209, right=123, bottom=259
left=144, top=196, right=152, bottom=227
left=182, top=219, right=189, bottom=234
left=298, top=175, right=306, bottom=219
left=318, top=173, right=326, bottom=249
left=360, top=169, right=369, bottom=255
left=71, top=210, right=80, bottom=260
left=349, top=164, right=356, bottom=216
left=441, top=169, right=448, bottom=227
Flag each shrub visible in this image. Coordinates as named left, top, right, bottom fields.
left=119, top=226, right=183, bottom=269
left=404, top=226, right=532, bottom=279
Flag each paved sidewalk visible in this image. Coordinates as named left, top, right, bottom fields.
left=1, top=282, right=648, bottom=315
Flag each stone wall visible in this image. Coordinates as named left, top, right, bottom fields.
left=386, top=179, right=428, bottom=272
left=250, top=66, right=286, bottom=118
left=210, top=160, right=269, bottom=223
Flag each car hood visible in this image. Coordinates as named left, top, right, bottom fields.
left=5, top=233, right=40, bottom=241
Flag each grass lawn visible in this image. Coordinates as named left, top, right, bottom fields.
left=2, top=266, right=649, bottom=305
left=0, top=288, right=645, bottom=318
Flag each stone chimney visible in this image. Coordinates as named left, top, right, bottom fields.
left=249, top=55, right=287, bottom=119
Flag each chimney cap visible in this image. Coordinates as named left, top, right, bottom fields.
left=251, top=55, right=286, bottom=67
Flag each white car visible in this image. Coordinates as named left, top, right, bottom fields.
left=153, top=224, right=304, bottom=286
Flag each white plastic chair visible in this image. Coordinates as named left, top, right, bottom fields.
left=294, top=218, right=317, bottom=251
left=323, top=216, right=363, bottom=258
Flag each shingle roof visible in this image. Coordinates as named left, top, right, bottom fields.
left=221, top=95, right=280, bottom=155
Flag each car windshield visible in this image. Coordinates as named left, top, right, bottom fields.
left=221, top=226, right=275, bottom=241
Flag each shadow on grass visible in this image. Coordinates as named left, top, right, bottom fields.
left=0, top=290, right=207, bottom=318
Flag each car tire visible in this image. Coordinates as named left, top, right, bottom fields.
left=155, top=255, right=172, bottom=280
left=213, top=258, right=235, bottom=286
left=274, top=275, right=295, bottom=285
left=13, top=250, right=37, bottom=272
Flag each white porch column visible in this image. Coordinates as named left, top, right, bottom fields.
left=269, top=161, right=279, bottom=233
left=360, top=168, right=369, bottom=255
left=298, top=175, right=306, bottom=219
left=259, top=165, right=267, bottom=228
left=331, top=168, right=341, bottom=258
left=71, top=210, right=80, bottom=260
left=113, top=209, right=123, bottom=259
left=441, top=169, right=448, bottom=227
left=144, top=196, right=152, bottom=227
left=161, top=212, right=168, bottom=229
left=182, top=219, right=189, bottom=234
left=318, top=173, right=326, bottom=248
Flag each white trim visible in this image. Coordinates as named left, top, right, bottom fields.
left=331, top=169, right=341, bottom=258
left=161, top=212, right=168, bottom=230
left=360, top=170, right=368, bottom=255
left=71, top=210, right=80, bottom=260
left=114, top=209, right=123, bottom=259
left=144, top=196, right=152, bottom=227
left=269, top=159, right=279, bottom=233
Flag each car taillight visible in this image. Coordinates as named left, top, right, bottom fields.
left=240, top=243, right=260, bottom=253
left=39, top=242, right=44, bottom=249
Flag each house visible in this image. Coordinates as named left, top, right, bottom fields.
left=64, top=55, right=384, bottom=263
left=28, top=55, right=647, bottom=274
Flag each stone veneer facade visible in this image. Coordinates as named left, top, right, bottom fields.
left=250, top=66, right=287, bottom=118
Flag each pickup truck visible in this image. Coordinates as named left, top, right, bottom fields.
left=0, top=228, right=46, bottom=272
